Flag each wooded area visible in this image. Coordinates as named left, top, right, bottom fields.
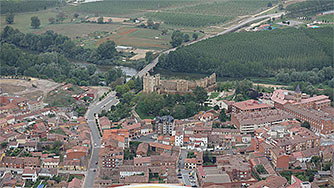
left=0, top=26, right=123, bottom=86
left=158, top=27, right=333, bottom=79
left=286, top=0, right=334, bottom=17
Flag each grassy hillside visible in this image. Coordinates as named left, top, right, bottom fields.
left=157, top=27, right=334, bottom=78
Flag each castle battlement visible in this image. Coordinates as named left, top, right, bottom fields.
left=143, top=73, right=217, bottom=94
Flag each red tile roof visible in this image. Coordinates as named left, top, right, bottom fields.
left=233, top=99, right=271, bottom=111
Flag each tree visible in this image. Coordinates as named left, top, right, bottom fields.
left=152, top=23, right=160, bottom=30
left=192, top=33, right=198, bottom=40
left=53, top=141, right=63, bottom=149
left=1, top=142, right=8, bottom=149
left=219, top=109, right=227, bottom=122
left=279, top=4, right=284, bottom=10
left=74, top=13, right=79, bottom=18
left=86, top=64, right=96, bottom=76
left=267, top=2, right=272, bottom=7
left=301, top=121, right=310, bottom=129
left=184, top=34, right=190, bottom=42
left=214, top=105, right=219, bottom=111
left=309, top=175, right=314, bottom=182
left=49, top=17, right=56, bottom=24
left=97, top=16, right=104, bottom=24
left=145, top=51, right=153, bottom=62
left=193, top=86, right=207, bottom=105
left=56, top=12, right=66, bottom=22
left=147, top=18, right=154, bottom=28
left=187, top=151, right=196, bottom=158
left=31, top=16, right=40, bottom=29
left=311, top=156, right=320, bottom=166
left=97, top=40, right=117, bottom=60
left=6, top=13, right=14, bottom=24
left=162, top=29, right=168, bottom=35
left=170, top=30, right=184, bottom=47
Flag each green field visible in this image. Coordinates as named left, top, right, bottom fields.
left=317, top=14, right=334, bottom=22
left=0, top=0, right=279, bottom=56
left=148, top=0, right=276, bottom=26
left=67, top=0, right=199, bottom=16
left=0, top=0, right=61, bottom=14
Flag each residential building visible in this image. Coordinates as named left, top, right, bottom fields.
left=249, top=175, right=287, bottom=188
left=232, top=99, right=272, bottom=113
left=42, top=158, right=60, bottom=168
left=184, top=158, right=197, bottom=169
left=231, top=109, right=294, bottom=133
left=136, top=142, right=149, bottom=157
left=217, top=155, right=252, bottom=181
left=98, top=116, right=111, bottom=131
left=270, top=148, right=289, bottom=170
left=156, top=116, right=175, bottom=135
left=271, top=88, right=333, bottom=135
left=22, top=167, right=38, bottom=182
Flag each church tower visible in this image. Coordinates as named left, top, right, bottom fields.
left=294, top=84, right=302, bottom=102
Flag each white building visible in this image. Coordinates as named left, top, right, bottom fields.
left=22, top=167, right=37, bottom=182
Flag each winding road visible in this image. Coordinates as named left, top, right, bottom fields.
left=135, top=12, right=283, bottom=78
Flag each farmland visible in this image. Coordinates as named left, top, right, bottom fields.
left=0, top=0, right=280, bottom=60
left=158, top=27, right=334, bottom=78
left=147, top=12, right=227, bottom=27
left=317, top=13, right=334, bottom=22
left=67, top=0, right=199, bottom=16
left=0, top=0, right=61, bottom=14
left=148, top=0, right=276, bottom=26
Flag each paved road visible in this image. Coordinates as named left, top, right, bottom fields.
left=0, top=167, right=87, bottom=175
left=179, top=149, right=187, bottom=169
left=83, top=91, right=119, bottom=188
left=131, top=133, right=155, bottom=143
left=135, top=12, right=283, bottom=78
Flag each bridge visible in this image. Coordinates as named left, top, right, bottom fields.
left=135, top=12, right=283, bottom=78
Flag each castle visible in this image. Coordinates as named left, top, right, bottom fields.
left=143, top=73, right=217, bottom=94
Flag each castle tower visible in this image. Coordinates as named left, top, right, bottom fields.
left=143, top=73, right=149, bottom=93
left=210, top=73, right=216, bottom=85
left=294, top=84, right=302, bottom=102
left=176, top=80, right=189, bottom=92
left=143, top=73, right=161, bottom=93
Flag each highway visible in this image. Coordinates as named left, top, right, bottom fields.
left=83, top=91, right=119, bottom=188
left=135, top=12, right=283, bottom=78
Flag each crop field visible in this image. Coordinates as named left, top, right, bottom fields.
left=0, top=0, right=61, bottom=14
left=67, top=0, right=199, bottom=16
left=148, top=0, right=276, bottom=26
left=97, top=27, right=172, bottom=49
left=0, top=10, right=60, bottom=33
left=317, top=14, right=334, bottom=22
left=147, top=12, right=228, bottom=27
left=37, top=23, right=121, bottom=38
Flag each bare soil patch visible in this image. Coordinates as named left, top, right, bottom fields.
left=0, top=78, right=62, bottom=101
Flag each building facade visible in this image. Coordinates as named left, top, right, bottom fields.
left=143, top=73, right=217, bottom=94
